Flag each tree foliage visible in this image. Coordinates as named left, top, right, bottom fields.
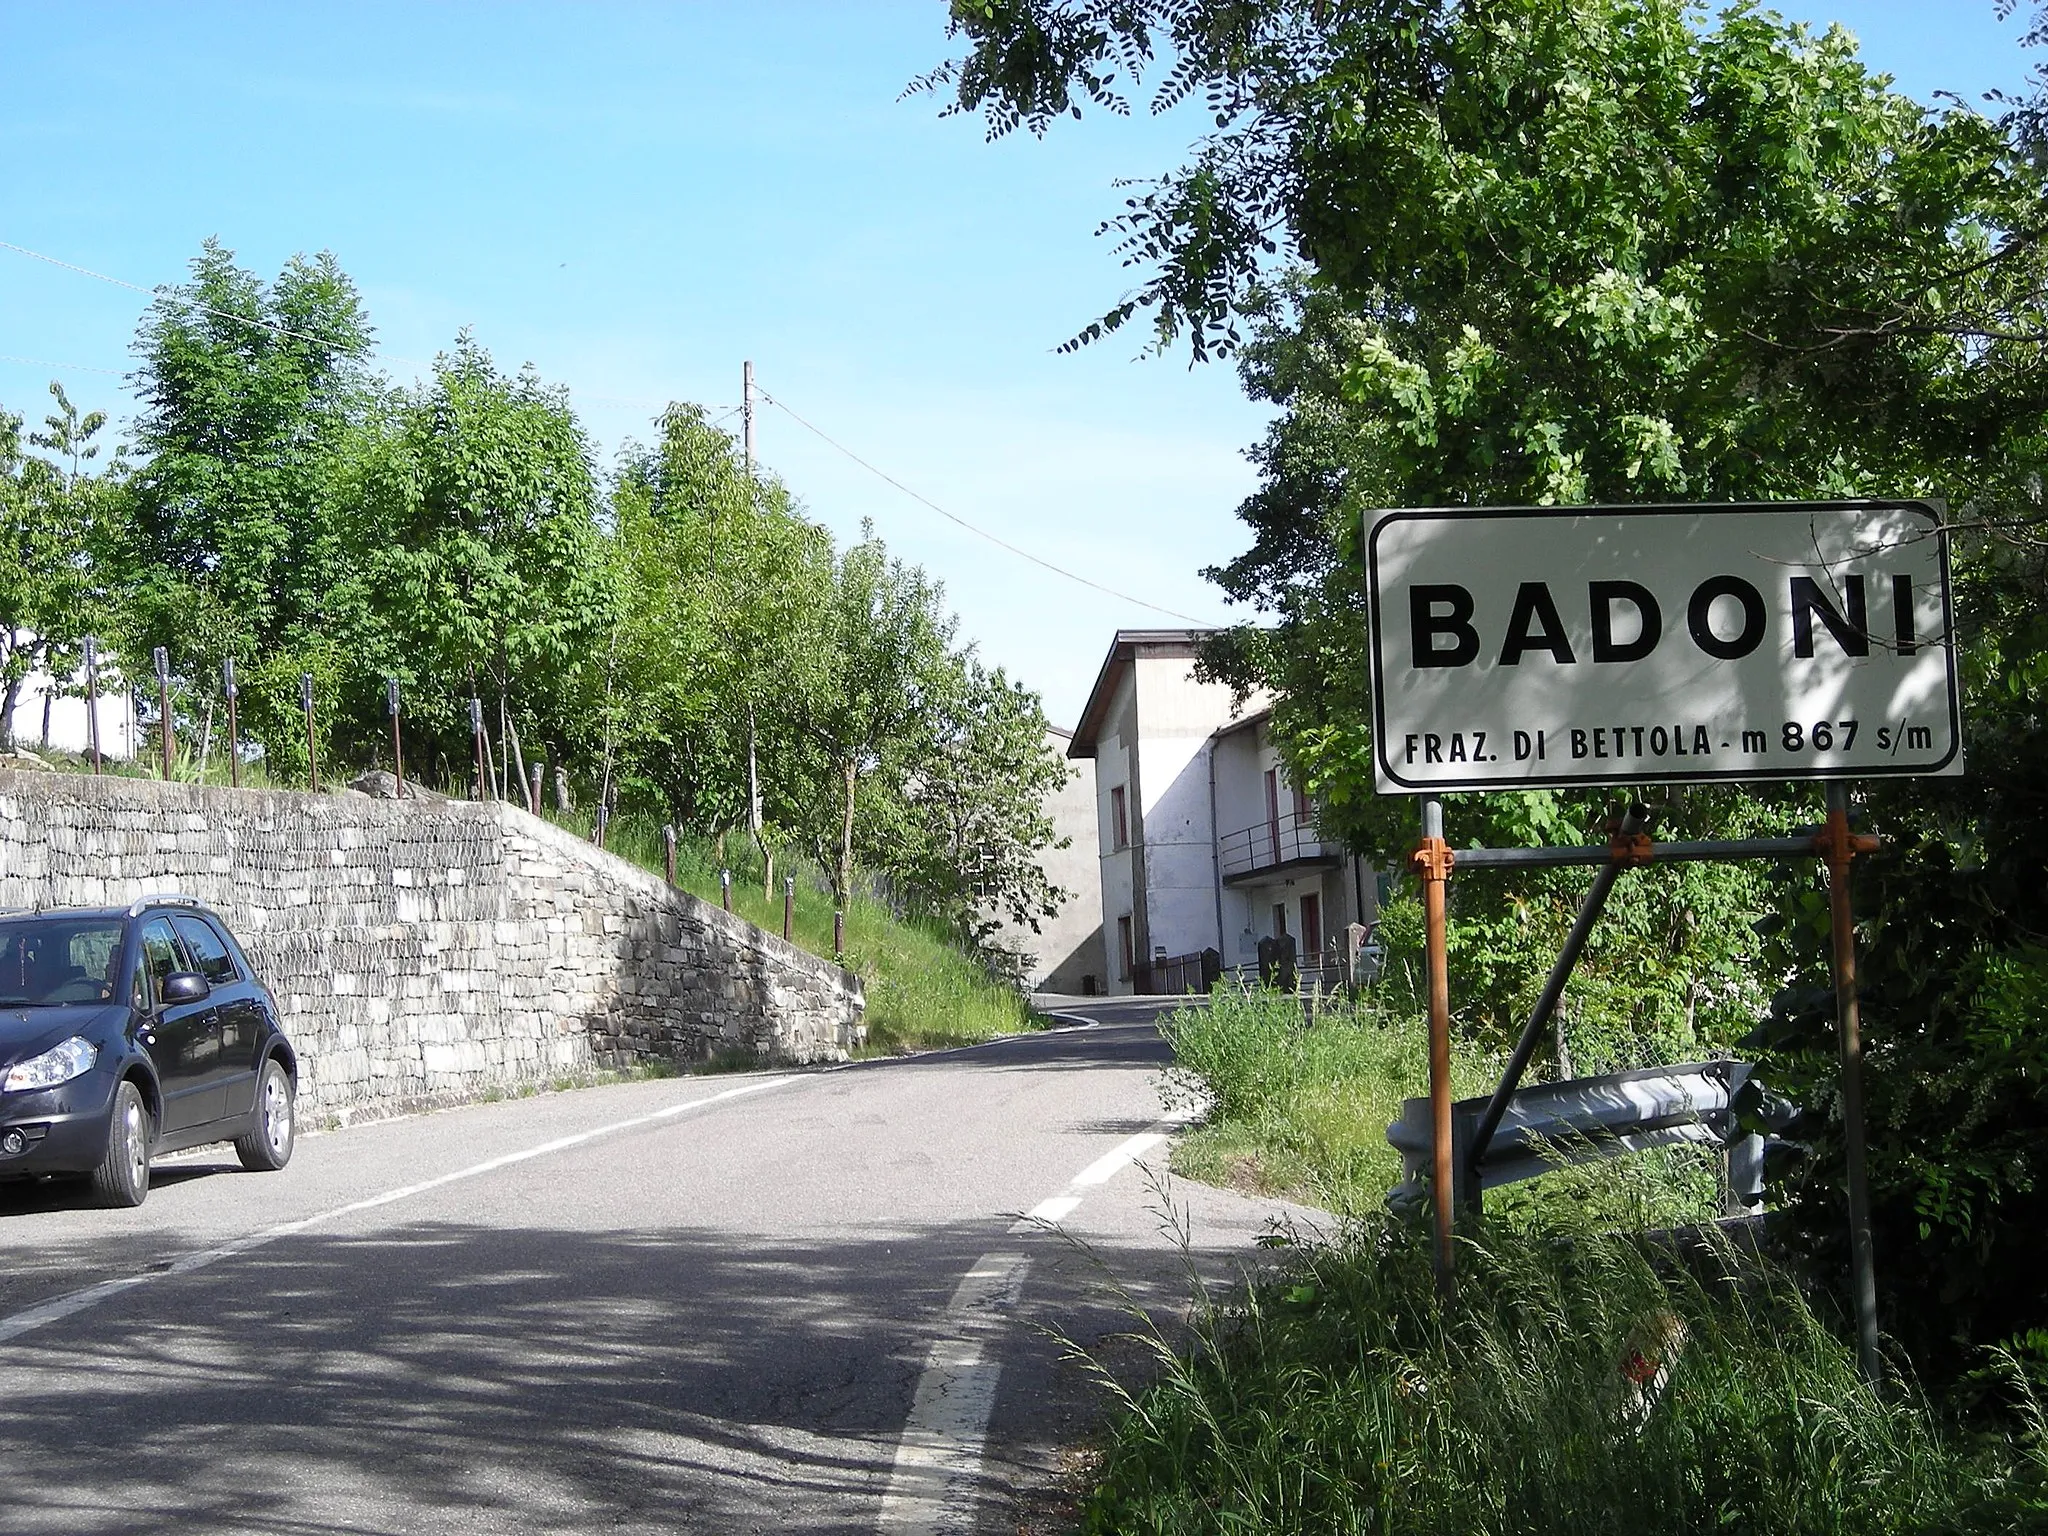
left=0, top=390, right=128, bottom=747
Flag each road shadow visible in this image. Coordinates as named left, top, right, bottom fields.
left=0, top=1201, right=1273, bottom=1536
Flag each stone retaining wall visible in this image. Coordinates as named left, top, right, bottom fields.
left=0, top=771, right=862, bottom=1118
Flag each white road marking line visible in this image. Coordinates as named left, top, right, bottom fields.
left=1070, top=1131, right=1167, bottom=1186
left=877, top=1119, right=1184, bottom=1532
left=875, top=1250, right=1027, bottom=1533
left=0, top=1074, right=798, bottom=1347
left=1024, top=1194, right=1081, bottom=1224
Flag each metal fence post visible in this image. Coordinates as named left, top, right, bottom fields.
left=783, top=876, right=795, bottom=942
left=720, top=868, right=732, bottom=912
left=83, top=637, right=101, bottom=775
left=300, top=673, right=319, bottom=792
left=469, top=697, right=485, bottom=800
left=222, top=657, right=239, bottom=788
left=153, top=646, right=172, bottom=780
left=387, top=678, right=405, bottom=799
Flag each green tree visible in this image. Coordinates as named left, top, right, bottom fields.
left=888, top=657, right=1071, bottom=957
left=799, top=528, right=953, bottom=918
left=124, top=239, right=377, bottom=769
left=608, top=404, right=834, bottom=838
left=0, top=387, right=128, bottom=749
left=357, top=335, right=612, bottom=789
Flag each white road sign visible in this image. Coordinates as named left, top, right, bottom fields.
left=1365, top=501, right=1960, bottom=793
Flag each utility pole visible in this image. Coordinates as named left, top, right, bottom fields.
left=742, top=360, right=755, bottom=475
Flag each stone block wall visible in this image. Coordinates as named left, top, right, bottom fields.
left=0, top=771, right=863, bottom=1118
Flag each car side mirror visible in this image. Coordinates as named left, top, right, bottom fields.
left=160, top=971, right=211, bottom=1006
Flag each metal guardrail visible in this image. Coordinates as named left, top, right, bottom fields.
left=1218, top=808, right=1342, bottom=880
left=1387, top=1059, right=1764, bottom=1211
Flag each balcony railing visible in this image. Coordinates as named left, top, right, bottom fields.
left=1219, top=807, right=1340, bottom=880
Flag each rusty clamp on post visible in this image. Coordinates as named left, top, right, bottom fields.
left=1409, top=836, right=1455, bottom=882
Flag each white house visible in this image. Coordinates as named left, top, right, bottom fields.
left=1067, top=629, right=1378, bottom=995
left=0, top=652, right=137, bottom=761
left=982, top=725, right=1102, bottom=994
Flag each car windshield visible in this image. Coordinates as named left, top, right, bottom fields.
left=0, top=918, right=124, bottom=1006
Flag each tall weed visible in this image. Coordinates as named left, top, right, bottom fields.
left=1082, top=1214, right=2048, bottom=1534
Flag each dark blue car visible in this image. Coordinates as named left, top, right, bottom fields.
left=0, top=896, right=298, bottom=1206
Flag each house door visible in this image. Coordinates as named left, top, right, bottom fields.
left=1300, top=893, right=1323, bottom=963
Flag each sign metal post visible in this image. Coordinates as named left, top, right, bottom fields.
left=1821, top=781, right=1883, bottom=1381
left=1411, top=796, right=1457, bottom=1290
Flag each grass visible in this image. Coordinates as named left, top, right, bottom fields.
left=1071, top=1210, right=2048, bottom=1535
left=1162, top=985, right=1724, bottom=1230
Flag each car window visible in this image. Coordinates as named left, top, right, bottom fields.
left=0, top=918, right=124, bottom=1005
left=172, top=916, right=239, bottom=985
left=140, top=918, right=189, bottom=1003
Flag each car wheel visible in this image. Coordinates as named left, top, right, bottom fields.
left=90, top=1080, right=151, bottom=1208
left=235, top=1058, right=295, bottom=1172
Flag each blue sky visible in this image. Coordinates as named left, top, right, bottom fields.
left=1, top=1, right=2038, bottom=727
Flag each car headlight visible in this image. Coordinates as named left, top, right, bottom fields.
left=2, top=1036, right=99, bottom=1093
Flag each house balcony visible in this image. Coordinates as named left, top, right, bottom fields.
left=1219, top=808, right=1343, bottom=884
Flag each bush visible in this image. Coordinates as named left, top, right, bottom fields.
left=1080, top=1216, right=2048, bottom=1535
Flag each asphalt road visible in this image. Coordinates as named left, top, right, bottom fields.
left=0, top=998, right=1321, bottom=1535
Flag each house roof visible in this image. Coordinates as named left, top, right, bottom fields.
left=1210, top=707, right=1273, bottom=744
left=1066, top=630, right=1214, bottom=759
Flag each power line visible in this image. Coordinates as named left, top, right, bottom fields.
left=0, top=354, right=126, bottom=376
left=754, top=385, right=1219, bottom=628
left=0, top=238, right=447, bottom=373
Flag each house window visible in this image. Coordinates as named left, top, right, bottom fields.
left=1272, top=902, right=1288, bottom=937
left=1291, top=780, right=1311, bottom=822
left=1117, top=915, right=1134, bottom=981
left=1300, top=893, right=1323, bottom=958
left=1110, top=784, right=1129, bottom=851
